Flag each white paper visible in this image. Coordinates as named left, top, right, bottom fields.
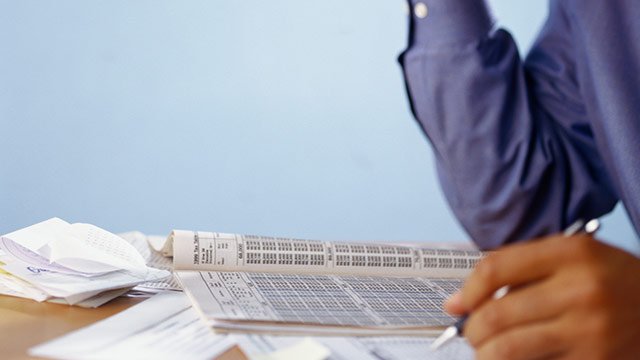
left=118, top=232, right=181, bottom=291
left=0, top=249, right=135, bottom=306
left=234, top=334, right=474, bottom=360
left=0, top=237, right=100, bottom=277
left=0, top=241, right=169, bottom=304
left=177, top=270, right=461, bottom=336
left=147, top=233, right=173, bottom=256
left=0, top=268, right=49, bottom=302
left=253, top=338, right=330, bottom=360
left=29, top=291, right=238, bottom=360
left=2, top=217, right=69, bottom=250
left=1, top=218, right=148, bottom=274
left=355, top=337, right=473, bottom=360
left=31, top=291, right=473, bottom=360
left=46, top=287, right=133, bottom=308
left=0, top=262, right=167, bottom=305
left=238, top=332, right=476, bottom=360
left=170, top=230, right=482, bottom=278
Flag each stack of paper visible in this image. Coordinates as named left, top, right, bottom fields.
left=152, top=228, right=482, bottom=336
left=29, top=291, right=474, bottom=360
left=0, top=218, right=170, bottom=307
left=117, top=232, right=182, bottom=292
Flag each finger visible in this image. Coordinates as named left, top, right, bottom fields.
left=460, top=234, right=589, bottom=311
left=444, top=291, right=466, bottom=315
left=475, top=320, right=567, bottom=360
left=464, top=274, right=574, bottom=347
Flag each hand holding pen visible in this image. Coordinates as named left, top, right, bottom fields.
left=432, top=219, right=600, bottom=350
left=431, top=219, right=640, bottom=359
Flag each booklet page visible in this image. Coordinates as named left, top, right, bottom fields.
left=171, top=231, right=482, bottom=278
left=177, top=271, right=462, bottom=333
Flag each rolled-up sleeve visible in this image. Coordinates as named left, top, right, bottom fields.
left=399, top=0, right=618, bottom=249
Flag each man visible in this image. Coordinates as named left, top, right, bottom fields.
left=399, top=1, right=640, bottom=358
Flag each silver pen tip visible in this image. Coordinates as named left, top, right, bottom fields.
left=430, top=325, right=459, bottom=351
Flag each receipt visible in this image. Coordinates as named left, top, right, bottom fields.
left=1, top=218, right=147, bottom=274
left=0, top=218, right=170, bottom=305
left=0, top=245, right=169, bottom=304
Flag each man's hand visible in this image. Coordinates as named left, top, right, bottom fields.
left=445, top=234, right=640, bottom=360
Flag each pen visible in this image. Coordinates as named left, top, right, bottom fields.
left=430, top=218, right=601, bottom=351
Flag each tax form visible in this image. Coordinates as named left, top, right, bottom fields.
left=30, top=291, right=473, bottom=360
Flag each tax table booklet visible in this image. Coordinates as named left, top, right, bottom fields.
left=151, top=230, right=484, bottom=336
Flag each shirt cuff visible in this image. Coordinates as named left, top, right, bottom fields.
left=407, top=0, right=496, bottom=47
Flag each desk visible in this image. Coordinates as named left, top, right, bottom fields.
left=0, top=295, right=144, bottom=360
left=0, top=295, right=247, bottom=360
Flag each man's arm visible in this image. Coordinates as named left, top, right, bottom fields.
left=399, top=0, right=617, bottom=248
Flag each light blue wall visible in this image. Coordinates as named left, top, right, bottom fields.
left=1, top=1, right=637, bottom=252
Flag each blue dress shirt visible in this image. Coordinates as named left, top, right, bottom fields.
left=399, top=0, right=640, bottom=249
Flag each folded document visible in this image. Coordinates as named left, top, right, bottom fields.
left=158, top=229, right=484, bottom=336
left=0, top=218, right=170, bottom=306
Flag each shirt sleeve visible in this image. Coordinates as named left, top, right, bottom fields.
left=399, top=0, right=618, bottom=249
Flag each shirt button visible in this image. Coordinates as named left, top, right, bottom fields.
left=414, top=2, right=428, bottom=19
